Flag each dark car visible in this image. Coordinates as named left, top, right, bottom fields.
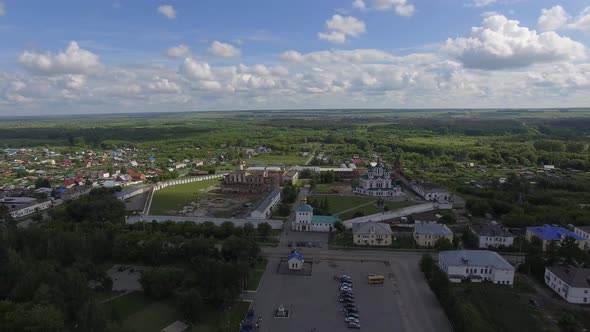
left=339, top=298, right=354, bottom=303
left=346, top=312, right=359, bottom=319
left=339, top=294, right=354, bottom=299
left=287, top=241, right=293, bottom=247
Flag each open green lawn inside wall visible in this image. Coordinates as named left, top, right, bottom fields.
left=149, top=178, right=222, bottom=215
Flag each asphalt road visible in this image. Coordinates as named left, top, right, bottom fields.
left=253, top=247, right=452, bottom=332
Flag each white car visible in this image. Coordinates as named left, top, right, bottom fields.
left=340, top=286, right=352, bottom=291
left=345, top=317, right=360, bottom=324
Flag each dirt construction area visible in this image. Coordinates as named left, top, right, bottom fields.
left=184, top=193, right=264, bottom=218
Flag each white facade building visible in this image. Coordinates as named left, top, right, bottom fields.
left=574, top=226, right=590, bottom=250
left=545, top=266, right=590, bottom=304
left=470, top=223, right=515, bottom=248
left=292, top=202, right=339, bottom=232
left=288, top=251, right=304, bottom=270
left=248, top=188, right=281, bottom=219
left=8, top=200, right=53, bottom=218
left=354, top=160, right=401, bottom=197
left=438, top=250, right=515, bottom=285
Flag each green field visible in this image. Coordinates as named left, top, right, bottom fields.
left=309, top=195, right=416, bottom=220
left=246, top=258, right=268, bottom=291
left=102, top=292, right=181, bottom=332
left=103, top=292, right=251, bottom=332
left=452, top=280, right=545, bottom=332
left=149, top=178, right=222, bottom=215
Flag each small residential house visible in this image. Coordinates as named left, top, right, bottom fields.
left=352, top=221, right=393, bottom=246
left=526, top=225, right=586, bottom=251
left=438, top=250, right=515, bottom=285
left=291, top=201, right=339, bottom=232
left=413, top=222, right=453, bottom=247
left=288, top=250, right=304, bottom=270
left=545, top=266, right=590, bottom=304
left=470, top=223, right=515, bottom=248
left=574, top=226, right=590, bottom=250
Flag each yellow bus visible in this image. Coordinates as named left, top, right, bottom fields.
left=367, top=275, right=385, bottom=284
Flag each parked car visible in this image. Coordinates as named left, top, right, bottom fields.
left=339, top=293, right=354, bottom=299
left=347, top=322, right=361, bottom=329
left=339, top=298, right=354, bottom=303
left=340, top=286, right=352, bottom=291
left=307, top=242, right=313, bottom=247
left=341, top=282, right=353, bottom=287
left=287, top=241, right=293, bottom=247
left=345, top=317, right=360, bottom=324
left=346, top=312, right=359, bottom=319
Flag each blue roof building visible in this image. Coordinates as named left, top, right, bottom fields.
left=526, top=225, right=586, bottom=251
left=288, top=250, right=304, bottom=270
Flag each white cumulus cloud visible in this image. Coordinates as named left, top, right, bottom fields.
left=353, top=0, right=366, bottom=10
left=372, top=0, right=415, bottom=17
left=445, top=15, right=587, bottom=70
left=207, top=41, right=241, bottom=58
left=148, top=77, right=180, bottom=93
left=19, top=41, right=101, bottom=75
left=538, top=6, right=569, bottom=31
left=318, top=15, right=366, bottom=44
left=568, top=7, right=590, bottom=32
left=468, top=0, right=496, bottom=8
left=158, top=5, right=176, bottom=19
left=165, top=44, right=191, bottom=58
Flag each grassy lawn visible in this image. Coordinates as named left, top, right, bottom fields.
left=451, top=280, right=545, bottom=332
left=150, top=178, right=222, bottom=214
left=192, top=301, right=251, bottom=332
left=246, top=257, right=268, bottom=291
left=309, top=195, right=417, bottom=220
left=103, top=292, right=252, bottom=332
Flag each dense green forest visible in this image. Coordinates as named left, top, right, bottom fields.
left=0, top=189, right=264, bottom=331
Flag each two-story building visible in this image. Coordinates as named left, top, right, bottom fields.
left=545, top=266, right=590, bottom=304
left=413, top=222, right=453, bottom=247
left=526, top=225, right=586, bottom=251
left=438, top=250, right=515, bottom=285
left=352, top=221, right=393, bottom=246
left=292, top=201, right=339, bottom=232
left=470, top=223, right=515, bottom=248
left=573, top=226, right=590, bottom=250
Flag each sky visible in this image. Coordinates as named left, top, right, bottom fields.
left=0, top=0, right=589, bottom=115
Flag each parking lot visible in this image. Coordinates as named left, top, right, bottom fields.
left=251, top=258, right=401, bottom=332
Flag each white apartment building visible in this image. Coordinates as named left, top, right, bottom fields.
left=545, top=266, right=590, bottom=304
left=438, top=250, right=515, bottom=285
left=573, top=226, right=590, bottom=250
left=470, top=223, right=515, bottom=248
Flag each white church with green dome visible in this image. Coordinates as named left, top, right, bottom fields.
left=354, top=159, right=402, bottom=197
left=292, top=200, right=339, bottom=232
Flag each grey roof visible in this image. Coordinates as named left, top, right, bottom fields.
left=471, top=224, right=514, bottom=238
left=160, top=321, right=189, bottom=332
left=253, top=188, right=281, bottom=213
left=546, top=266, right=590, bottom=288
left=352, top=221, right=393, bottom=235
left=575, top=226, right=590, bottom=234
left=414, top=222, right=453, bottom=236
left=439, top=250, right=514, bottom=271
